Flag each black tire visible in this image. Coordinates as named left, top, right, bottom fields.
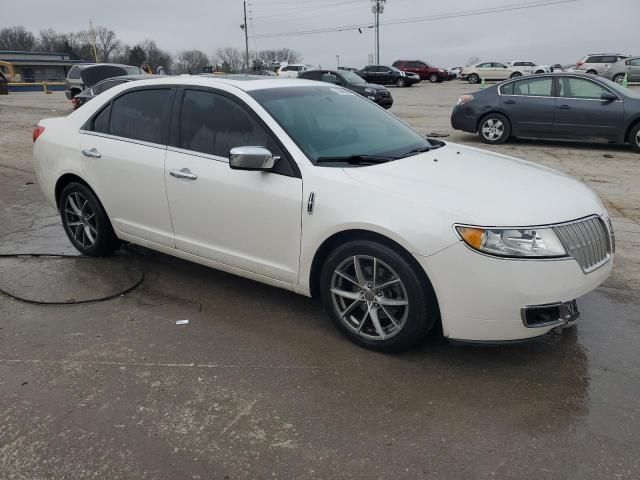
left=613, top=73, right=625, bottom=85
left=396, top=77, right=406, bottom=87
left=320, top=240, right=438, bottom=352
left=429, top=73, right=439, bottom=83
left=478, top=113, right=511, bottom=145
left=510, top=71, right=522, bottom=78
left=535, top=70, right=545, bottom=74
left=629, top=123, right=640, bottom=153
left=59, top=182, right=120, bottom=256
left=468, top=73, right=479, bottom=84
left=586, top=69, right=597, bottom=75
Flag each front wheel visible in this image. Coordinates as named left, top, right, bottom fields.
left=396, top=77, right=406, bottom=87
left=59, top=182, right=120, bottom=256
left=630, top=123, right=640, bottom=153
left=510, top=72, right=522, bottom=78
left=429, top=73, right=439, bottom=83
left=320, top=241, right=438, bottom=352
left=468, top=73, right=479, bottom=84
left=479, top=113, right=511, bottom=145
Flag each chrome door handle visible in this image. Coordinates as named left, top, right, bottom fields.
left=82, top=148, right=101, bottom=158
left=169, top=168, right=198, bottom=180
left=504, top=99, right=516, bottom=104
left=557, top=104, right=571, bottom=110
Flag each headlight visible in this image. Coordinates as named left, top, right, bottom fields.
left=364, top=87, right=375, bottom=94
left=439, top=69, right=445, bottom=73
left=456, top=226, right=567, bottom=258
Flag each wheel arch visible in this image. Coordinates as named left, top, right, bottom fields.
left=308, top=229, right=437, bottom=304
left=624, top=116, right=640, bottom=143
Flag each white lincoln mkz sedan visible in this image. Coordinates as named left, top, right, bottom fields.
left=32, top=75, right=614, bottom=351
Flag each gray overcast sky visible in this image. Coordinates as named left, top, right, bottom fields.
left=3, top=0, right=639, bottom=67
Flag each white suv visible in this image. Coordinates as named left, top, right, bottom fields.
left=574, top=53, right=630, bottom=75
left=277, top=64, right=310, bottom=78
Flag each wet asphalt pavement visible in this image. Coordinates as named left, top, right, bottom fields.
left=1, top=165, right=640, bottom=480
left=2, top=85, right=640, bottom=478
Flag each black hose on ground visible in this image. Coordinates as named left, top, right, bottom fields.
left=0, top=252, right=144, bottom=305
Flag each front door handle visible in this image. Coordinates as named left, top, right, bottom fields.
left=504, top=99, right=516, bottom=104
left=557, top=104, right=571, bottom=110
left=169, top=168, right=198, bottom=180
left=82, top=148, right=101, bottom=158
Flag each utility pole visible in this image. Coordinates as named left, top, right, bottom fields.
left=336, top=54, right=340, bottom=68
left=89, top=20, right=99, bottom=63
left=242, top=1, right=250, bottom=72
left=370, top=0, right=386, bottom=64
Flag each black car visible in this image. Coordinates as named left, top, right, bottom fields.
left=72, top=74, right=160, bottom=109
left=356, top=65, right=419, bottom=88
left=299, top=69, right=393, bottom=109
left=451, top=73, right=640, bottom=152
left=65, top=63, right=144, bottom=100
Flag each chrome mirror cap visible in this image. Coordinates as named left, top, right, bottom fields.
left=229, top=146, right=277, bottom=171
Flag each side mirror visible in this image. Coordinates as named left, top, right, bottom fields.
left=601, top=91, right=618, bottom=102
left=229, top=146, right=278, bottom=171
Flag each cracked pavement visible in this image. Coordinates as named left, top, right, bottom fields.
left=0, top=88, right=639, bottom=479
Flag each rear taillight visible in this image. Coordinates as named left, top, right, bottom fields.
left=457, top=94, right=474, bottom=106
left=71, top=97, right=80, bottom=108
left=33, top=125, right=45, bottom=143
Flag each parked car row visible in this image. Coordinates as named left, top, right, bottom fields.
left=451, top=72, right=640, bottom=152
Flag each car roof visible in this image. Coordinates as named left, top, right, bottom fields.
left=98, top=74, right=162, bottom=82
left=117, top=74, right=330, bottom=92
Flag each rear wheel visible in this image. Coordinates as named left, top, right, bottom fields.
left=320, top=241, right=438, bottom=352
left=629, top=123, right=640, bottom=153
left=396, top=77, right=406, bottom=87
left=429, top=73, right=439, bottom=83
left=478, top=113, right=511, bottom=145
left=59, top=182, right=120, bottom=256
left=586, top=69, right=597, bottom=75
left=613, top=73, right=626, bottom=84
left=468, top=73, right=480, bottom=84
left=510, top=72, right=522, bottom=78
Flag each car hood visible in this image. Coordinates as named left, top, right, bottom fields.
left=355, top=82, right=387, bottom=91
left=343, top=142, right=605, bottom=226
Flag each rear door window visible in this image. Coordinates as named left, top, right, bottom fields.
left=93, top=104, right=111, bottom=134
left=109, top=89, right=171, bottom=143
left=512, top=77, right=553, bottom=96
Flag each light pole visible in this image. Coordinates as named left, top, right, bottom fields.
left=336, top=54, right=340, bottom=68
left=371, top=0, right=386, bottom=64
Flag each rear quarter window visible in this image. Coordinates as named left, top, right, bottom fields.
left=67, top=66, right=80, bottom=79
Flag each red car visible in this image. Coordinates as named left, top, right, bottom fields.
left=392, top=60, right=449, bottom=83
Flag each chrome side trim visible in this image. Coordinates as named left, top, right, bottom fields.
left=79, top=130, right=167, bottom=151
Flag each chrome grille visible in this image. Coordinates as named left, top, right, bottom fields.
left=553, top=216, right=611, bottom=273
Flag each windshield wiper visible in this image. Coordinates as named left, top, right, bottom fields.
left=316, top=154, right=395, bottom=164
left=398, top=145, right=435, bottom=158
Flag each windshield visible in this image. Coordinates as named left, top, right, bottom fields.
left=250, top=86, right=435, bottom=165
left=340, top=71, right=365, bottom=84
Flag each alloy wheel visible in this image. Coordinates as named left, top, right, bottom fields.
left=330, top=255, right=409, bottom=341
left=614, top=74, right=625, bottom=84
left=482, top=118, right=505, bottom=141
left=64, top=191, right=98, bottom=249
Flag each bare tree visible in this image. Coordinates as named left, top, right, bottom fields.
left=213, top=47, right=244, bottom=73
left=94, top=26, right=121, bottom=62
left=139, top=39, right=173, bottom=73
left=175, top=49, right=210, bottom=74
left=0, top=26, right=36, bottom=51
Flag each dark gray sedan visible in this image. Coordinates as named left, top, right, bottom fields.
left=451, top=73, right=640, bottom=152
left=72, top=74, right=161, bottom=109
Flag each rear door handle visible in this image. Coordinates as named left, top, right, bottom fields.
left=169, top=168, right=198, bottom=180
left=82, top=148, right=101, bottom=158
left=504, top=99, right=516, bottom=104
left=558, top=104, right=571, bottom=110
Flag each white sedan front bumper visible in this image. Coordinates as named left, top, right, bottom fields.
left=416, top=242, right=612, bottom=342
